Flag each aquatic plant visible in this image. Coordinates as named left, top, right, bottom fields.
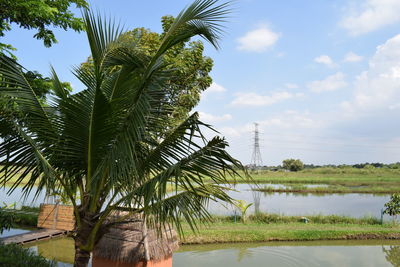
left=235, top=200, right=253, bottom=223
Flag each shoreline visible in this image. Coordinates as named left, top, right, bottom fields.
left=179, top=222, right=400, bottom=245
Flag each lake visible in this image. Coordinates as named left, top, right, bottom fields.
left=22, top=237, right=400, bottom=267
left=1, top=183, right=392, bottom=219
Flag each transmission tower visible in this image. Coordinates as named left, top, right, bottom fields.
left=250, top=123, right=263, bottom=169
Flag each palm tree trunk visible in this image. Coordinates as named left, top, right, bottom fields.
left=73, top=212, right=96, bottom=267
left=74, top=246, right=91, bottom=267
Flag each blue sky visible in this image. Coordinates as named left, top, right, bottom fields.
left=3, top=0, right=400, bottom=165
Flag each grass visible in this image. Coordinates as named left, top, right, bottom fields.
left=177, top=213, right=400, bottom=244
left=257, top=183, right=400, bottom=195
left=244, top=168, right=400, bottom=185
left=4, top=166, right=400, bottom=189
left=8, top=210, right=400, bottom=245
left=180, top=221, right=400, bottom=244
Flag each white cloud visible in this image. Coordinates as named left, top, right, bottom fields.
left=201, top=82, right=227, bottom=99
left=314, top=55, right=336, bottom=68
left=343, top=52, right=363, bottom=62
left=389, top=103, right=400, bottom=110
left=237, top=25, right=280, bottom=52
left=340, top=0, right=400, bottom=36
left=343, top=34, right=400, bottom=113
left=198, top=111, right=232, bottom=123
left=285, top=83, right=299, bottom=89
left=308, top=72, right=347, bottom=93
left=231, top=91, right=303, bottom=107
left=207, top=82, right=226, bottom=93
left=259, top=110, right=319, bottom=129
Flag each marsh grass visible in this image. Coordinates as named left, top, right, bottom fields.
left=258, top=183, right=400, bottom=194
left=180, top=221, right=400, bottom=244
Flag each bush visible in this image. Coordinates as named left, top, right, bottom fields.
left=13, top=213, right=38, bottom=227
left=282, top=159, right=304, bottom=172
left=0, top=242, right=55, bottom=267
left=0, top=209, right=14, bottom=234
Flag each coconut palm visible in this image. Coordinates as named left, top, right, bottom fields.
left=0, top=0, right=244, bottom=266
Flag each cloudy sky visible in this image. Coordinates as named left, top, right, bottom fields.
left=3, top=0, right=400, bottom=165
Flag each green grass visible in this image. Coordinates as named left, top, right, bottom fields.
left=180, top=221, right=400, bottom=244
left=178, top=213, right=400, bottom=244
left=245, top=168, right=400, bottom=184
left=258, top=183, right=400, bottom=194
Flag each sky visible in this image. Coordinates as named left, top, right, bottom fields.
left=3, top=0, right=400, bottom=166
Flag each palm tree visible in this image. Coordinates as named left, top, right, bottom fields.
left=0, top=0, right=245, bottom=266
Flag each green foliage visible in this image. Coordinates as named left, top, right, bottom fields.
left=23, top=70, right=72, bottom=101
left=0, top=242, right=55, bottom=267
left=0, top=0, right=88, bottom=56
left=12, top=212, right=38, bottom=227
left=243, top=213, right=381, bottom=225
left=282, top=158, right=304, bottom=172
left=234, top=200, right=253, bottom=223
left=382, top=246, right=400, bottom=267
left=384, top=194, right=400, bottom=221
left=81, top=15, right=214, bottom=126
left=0, top=1, right=242, bottom=265
left=0, top=207, right=14, bottom=234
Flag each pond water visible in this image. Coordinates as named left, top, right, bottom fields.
left=1, top=183, right=392, bottom=219
left=0, top=186, right=47, bottom=208
left=0, top=227, right=31, bottom=238
left=207, top=184, right=391, bottom=219
left=24, top=237, right=400, bottom=267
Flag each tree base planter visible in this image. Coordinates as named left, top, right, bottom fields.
left=92, top=256, right=173, bottom=267
left=92, top=213, right=178, bottom=267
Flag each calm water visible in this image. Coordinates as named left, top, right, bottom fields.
left=0, top=227, right=31, bottom=238
left=1, top=183, right=392, bottom=219
left=0, top=186, right=47, bottom=208
left=207, top=183, right=391, bottom=219
left=23, top=237, right=400, bottom=267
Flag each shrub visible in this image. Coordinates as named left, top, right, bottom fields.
left=282, top=159, right=304, bottom=172
left=0, top=242, right=55, bottom=267
left=384, top=194, right=400, bottom=223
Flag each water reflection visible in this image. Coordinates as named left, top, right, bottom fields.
left=0, top=227, right=31, bottom=238
left=207, top=184, right=391, bottom=219
left=175, top=240, right=400, bottom=267
left=383, top=245, right=400, bottom=267
left=25, top=237, right=75, bottom=265
left=24, top=238, right=400, bottom=267
left=0, top=186, right=47, bottom=207
left=1, top=183, right=393, bottom=220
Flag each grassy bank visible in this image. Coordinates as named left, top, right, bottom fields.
left=257, top=183, right=400, bottom=195
left=9, top=211, right=400, bottom=244
left=178, top=213, right=400, bottom=244
left=4, top=167, right=400, bottom=188
left=180, top=221, right=400, bottom=244
left=245, top=168, right=400, bottom=185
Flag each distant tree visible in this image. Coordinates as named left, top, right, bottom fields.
left=0, top=0, right=88, bottom=57
left=383, top=194, right=400, bottom=223
left=363, top=164, right=375, bottom=169
left=282, top=159, right=304, bottom=172
left=388, top=163, right=400, bottom=169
